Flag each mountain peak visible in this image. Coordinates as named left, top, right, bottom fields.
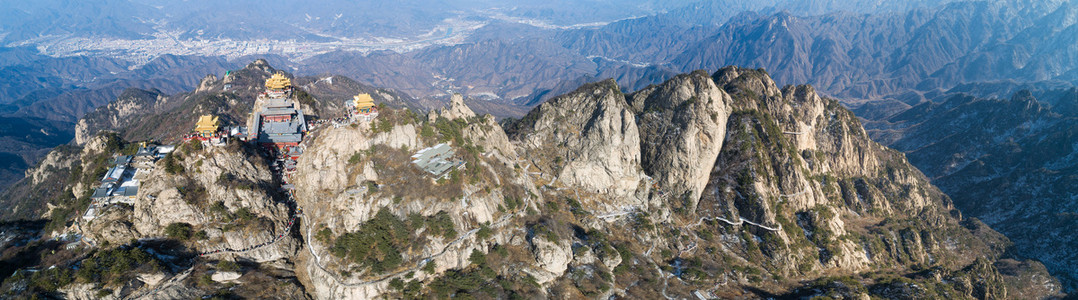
left=712, top=66, right=781, bottom=97
left=1010, top=89, right=1043, bottom=112
left=245, top=59, right=276, bottom=73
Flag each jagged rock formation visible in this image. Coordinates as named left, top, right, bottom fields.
left=74, top=88, right=166, bottom=145
left=510, top=79, right=646, bottom=200
left=1, top=62, right=1064, bottom=299
left=290, top=94, right=543, bottom=297
left=439, top=94, right=476, bottom=120
left=630, top=70, right=732, bottom=210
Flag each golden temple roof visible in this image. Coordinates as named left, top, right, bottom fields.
left=353, top=93, right=375, bottom=109
left=195, top=115, right=220, bottom=133
left=265, top=72, right=292, bottom=90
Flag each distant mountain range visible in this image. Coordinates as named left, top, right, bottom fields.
left=296, top=0, right=1078, bottom=109
left=0, top=0, right=981, bottom=192
left=865, top=88, right=1078, bottom=291
left=2, top=0, right=957, bottom=43
left=5, top=0, right=1078, bottom=183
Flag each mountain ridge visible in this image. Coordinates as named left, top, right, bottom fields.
left=0, top=62, right=1062, bottom=299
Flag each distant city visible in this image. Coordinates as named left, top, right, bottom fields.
left=16, top=20, right=483, bottom=64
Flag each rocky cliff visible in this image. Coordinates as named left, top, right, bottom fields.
left=0, top=62, right=1064, bottom=299
left=74, top=88, right=166, bottom=145
left=511, top=79, right=645, bottom=199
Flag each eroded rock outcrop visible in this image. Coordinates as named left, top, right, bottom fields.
left=630, top=70, right=732, bottom=210
left=512, top=79, right=645, bottom=200
left=292, top=100, right=542, bottom=299
left=74, top=89, right=165, bottom=145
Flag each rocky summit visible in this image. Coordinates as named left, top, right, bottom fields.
left=0, top=62, right=1064, bottom=299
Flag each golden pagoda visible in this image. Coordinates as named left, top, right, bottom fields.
left=195, top=115, right=220, bottom=136
left=265, top=72, right=292, bottom=91
left=353, top=93, right=376, bottom=113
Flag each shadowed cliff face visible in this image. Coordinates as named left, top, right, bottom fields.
left=1, top=63, right=1063, bottom=299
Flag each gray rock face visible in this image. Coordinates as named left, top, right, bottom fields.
left=442, top=93, right=476, bottom=120
left=74, top=89, right=164, bottom=145
left=211, top=271, right=242, bottom=282
left=630, top=70, right=732, bottom=208
left=526, top=236, right=571, bottom=284
left=78, top=144, right=298, bottom=262
left=290, top=101, right=541, bottom=299
left=515, top=79, right=645, bottom=199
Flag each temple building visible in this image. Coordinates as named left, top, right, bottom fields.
left=354, top=93, right=376, bottom=114
left=195, top=115, right=220, bottom=137
left=265, top=72, right=292, bottom=98
left=251, top=74, right=307, bottom=153
left=351, top=93, right=379, bottom=122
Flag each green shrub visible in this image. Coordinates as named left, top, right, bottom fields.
left=420, top=124, right=435, bottom=138
left=469, top=249, right=486, bottom=266
left=422, top=260, right=436, bottom=273
left=102, top=133, right=123, bottom=153
left=75, top=247, right=156, bottom=285
left=209, top=201, right=229, bottom=218
left=163, top=154, right=184, bottom=174
left=330, top=209, right=461, bottom=275
left=566, top=197, right=585, bottom=216
left=178, top=180, right=206, bottom=205
left=476, top=224, right=493, bottom=240
left=294, top=90, right=317, bottom=107
left=433, top=117, right=466, bottom=144
left=348, top=152, right=363, bottom=164
left=216, top=260, right=240, bottom=272
left=121, top=143, right=140, bottom=156
left=428, top=269, right=483, bottom=298
left=425, top=211, right=457, bottom=239
left=316, top=227, right=333, bottom=243
left=235, top=207, right=256, bottom=221
left=331, top=209, right=410, bottom=273
left=45, top=205, right=73, bottom=233
left=389, top=278, right=405, bottom=291
left=530, top=223, right=559, bottom=242
left=182, top=139, right=204, bottom=153
left=504, top=196, right=521, bottom=210
left=216, top=172, right=231, bottom=184
left=165, top=222, right=193, bottom=240
left=545, top=201, right=559, bottom=212
left=29, top=266, right=75, bottom=292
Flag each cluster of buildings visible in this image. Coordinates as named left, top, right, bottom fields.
left=411, top=143, right=466, bottom=179
left=249, top=73, right=309, bottom=187
left=81, top=71, right=393, bottom=221
left=84, top=143, right=174, bottom=221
